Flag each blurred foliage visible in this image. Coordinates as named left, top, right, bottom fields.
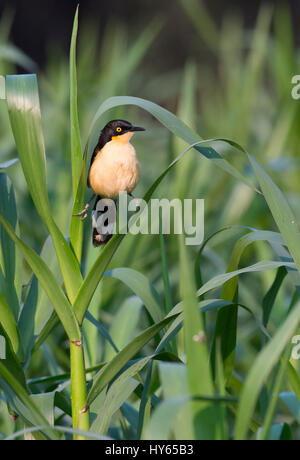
left=0, top=1, right=300, bottom=440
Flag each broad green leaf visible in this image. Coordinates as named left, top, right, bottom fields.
left=0, top=159, right=18, bottom=169
left=0, top=216, right=81, bottom=341
left=0, top=292, right=22, bottom=360
left=0, top=174, right=20, bottom=320
left=86, top=97, right=258, bottom=193
left=74, top=235, right=125, bottom=324
left=235, top=300, right=300, bottom=439
left=247, top=153, right=300, bottom=275
left=5, top=74, right=82, bottom=303
left=0, top=363, right=58, bottom=440
left=87, top=313, right=179, bottom=405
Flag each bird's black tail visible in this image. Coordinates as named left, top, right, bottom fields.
left=92, top=196, right=115, bottom=247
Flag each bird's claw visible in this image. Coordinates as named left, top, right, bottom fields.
left=73, top=204, right=90, bottom=220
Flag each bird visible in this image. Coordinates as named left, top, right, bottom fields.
left=74, top=119, right=145, bottom=246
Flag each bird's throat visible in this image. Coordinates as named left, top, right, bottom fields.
left=111, top=132, right=134, bottom=143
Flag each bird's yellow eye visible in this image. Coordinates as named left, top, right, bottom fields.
left=116, top=127, right=122, bottom=133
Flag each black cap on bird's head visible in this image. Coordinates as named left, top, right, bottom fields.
left=101, top=119, right=145, bottom=141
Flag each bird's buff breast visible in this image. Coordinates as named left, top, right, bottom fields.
left=89, top=140, right=140, bottom=198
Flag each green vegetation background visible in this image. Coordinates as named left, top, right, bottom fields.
left=0, top=1, right=300, bottom=440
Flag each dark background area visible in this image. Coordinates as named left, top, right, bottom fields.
left=0, top=0, right=299, bottom=70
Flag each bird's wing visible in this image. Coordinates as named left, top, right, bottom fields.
left=87, top=133, right=106, bottom=187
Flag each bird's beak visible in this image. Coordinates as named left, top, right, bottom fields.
left=130, top=126, right=146, bottom=132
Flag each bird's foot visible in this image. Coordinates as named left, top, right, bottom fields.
left=73, top=203, right=90, bottom=221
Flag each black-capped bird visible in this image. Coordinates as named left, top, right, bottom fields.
left=75, top=120, right=145, bottom=246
